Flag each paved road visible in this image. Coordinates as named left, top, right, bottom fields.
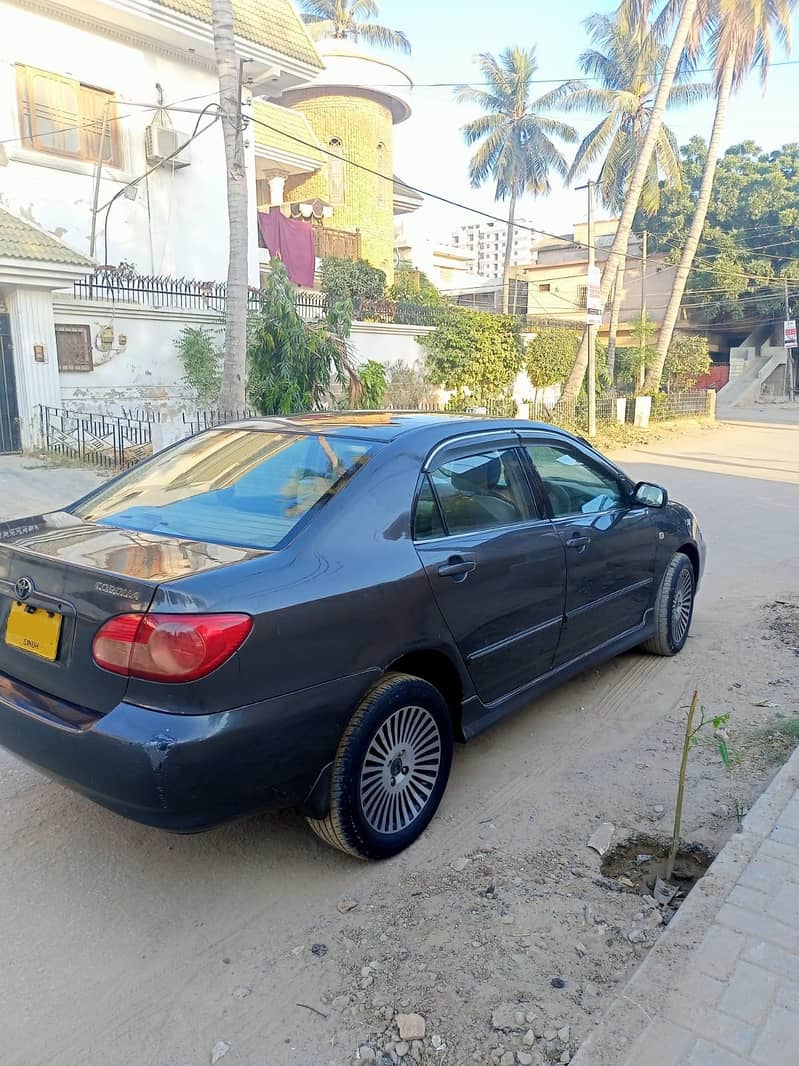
left=0, top=407, right=798, bottom=1066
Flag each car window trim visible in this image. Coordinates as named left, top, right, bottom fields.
left=412, top=471, right=448, bottom=541
left=517, top=433, right=633, bottom=520
left=516, top=431, right=635, bottom=493
left=413, top=438, right=545, bottom=543
left=413, top=513, right=556, bottom=546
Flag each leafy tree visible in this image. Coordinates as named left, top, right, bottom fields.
left=320, top=257, right=386, bottom=304
left=247, top=263, right=360, bottom=414
left=563, top=10, right=708, bottom=375
left=456, top=47, right=578, bottom=313
left=420, top=307, right=522, bottom=406
left=299, top=0, right=411, bottom=52
left=525, top=327, right=581, bottom=387
left=646, top=0, right=798, bottom=391
left=388, top=267, right=445, bottom=306
left=637, top=139, right=799, bottom=321
left=356, top=360, right=388, bottom=408
left=663, top=335, right=711, bottom=391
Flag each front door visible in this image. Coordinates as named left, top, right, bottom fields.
left=522, top=438, right=658, bottom=666
left=0, top=316, right=20, bottom=453
left=414, top=438, right=566, bottom=705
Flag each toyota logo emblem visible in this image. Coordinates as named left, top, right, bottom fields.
left=14, top=577, right=34, bottom=601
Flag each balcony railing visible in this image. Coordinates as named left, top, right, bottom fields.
left=312, top=225, right=361, bottom=261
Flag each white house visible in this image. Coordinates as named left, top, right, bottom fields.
left=0, top=0, right=328, bottom=447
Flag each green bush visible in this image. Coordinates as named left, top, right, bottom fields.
left=319, top=257, right=386, bottom=303
left=525, top=327, right=580, bottom=387
left=357, top=360, right=388, bottom=409
left=664, top=335, right=712, bottom=391
left=248, top=263, right=358, bottom=414
left=419, top=307, right=522, bottom=407
left=174, top=326, right=222, bottom=407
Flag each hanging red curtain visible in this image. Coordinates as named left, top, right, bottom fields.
left=258, top=210, right=316, bottom=288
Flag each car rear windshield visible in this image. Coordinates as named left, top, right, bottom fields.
left=73, top=429, right=380, bottom=549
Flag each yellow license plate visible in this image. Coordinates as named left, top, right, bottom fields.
left=5, top=601, right=63, bottom=661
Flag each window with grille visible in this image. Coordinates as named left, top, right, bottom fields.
left=538, top=283, right=551, bottom=293
left=577, top=285, right=588, bottom=309
left=16, top=65, right=121, bottom=166
left=55, top=325, right=93, bottom=372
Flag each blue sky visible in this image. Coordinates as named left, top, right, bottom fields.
left=386, top=0, right=799, bottom=244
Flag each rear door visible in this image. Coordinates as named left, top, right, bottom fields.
left=521, top=436, right=658, bottom=666
left=414, top=436, right=565, bottom=705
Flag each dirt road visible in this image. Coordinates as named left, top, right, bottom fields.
left=1, top=409, right=798, bottom=1066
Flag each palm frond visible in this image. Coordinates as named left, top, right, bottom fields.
left=531, top=115, right=578, bottom=143
left=567, top=112, right=619, bottom=183
left=461, top=113, right=504, bottom=144
left=668, top=80, right=714, bottom=105
left=355, top=21, right=411, bottom=52
left=559, top=86, right=618, bottom=114
left=299, top=0, right=335, bottom=19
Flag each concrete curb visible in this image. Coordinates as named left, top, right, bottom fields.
left=571, top=744, right=799, bottom=1066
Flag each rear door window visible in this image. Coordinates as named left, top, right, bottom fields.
left=74, top=430, right=379, bottom=549
left=427, top=448, right=537, bottom=535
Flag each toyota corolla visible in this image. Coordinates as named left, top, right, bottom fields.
left=0, top=413, right=703, bottom=858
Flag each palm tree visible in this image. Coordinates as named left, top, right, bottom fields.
left=212, top=0, right=248, bottom=411
left=299, top=0, right=411, bottom=53
left=457, top=47, right=578, bottom=314
left=559, top=0, right=701, bottom=404
left=564, top=12, right=709, bottom=379
left=645, top=0, right=797, bottom=392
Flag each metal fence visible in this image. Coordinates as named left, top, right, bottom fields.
left=39, top=406, right=154, bottom=468
left=650, top=389, right=715, bottom=421
left=73, top=267, right=263, bottom=312
left=181, top=408, right=257, bottom=436
left=73, top=269, right=438, bottom=327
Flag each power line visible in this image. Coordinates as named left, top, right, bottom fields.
left=250, top=112, right=799, bottom=290
left=347, top=59, right=799, bottom=89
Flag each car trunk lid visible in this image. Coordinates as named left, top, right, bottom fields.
left=0, top=512, right=265, bottom=713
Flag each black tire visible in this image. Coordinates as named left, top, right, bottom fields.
left=642, top=552, right=696, bottom=656
left=307, top=672, right=453, bottom=860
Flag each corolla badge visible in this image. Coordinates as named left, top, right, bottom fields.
left=14, top=576, right=34, bottom=601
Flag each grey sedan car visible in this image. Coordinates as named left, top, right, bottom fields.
left=0, top=413, right=703, bottom=858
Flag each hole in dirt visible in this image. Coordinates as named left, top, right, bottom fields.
left=600, top=833, right=715, bottom=905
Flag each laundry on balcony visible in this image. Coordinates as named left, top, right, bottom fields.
left=257, top=210, right=316, bottom=288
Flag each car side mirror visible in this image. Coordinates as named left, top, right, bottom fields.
left=633, top=482, right=668, bottom=508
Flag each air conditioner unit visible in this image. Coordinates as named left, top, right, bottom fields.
left=145, top=123, right=191, bottom=169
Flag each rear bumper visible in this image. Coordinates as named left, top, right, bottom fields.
left=0, top=668, right=378, bottom=830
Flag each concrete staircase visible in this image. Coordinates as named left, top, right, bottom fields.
left=718, top=322, right=789, bottom=408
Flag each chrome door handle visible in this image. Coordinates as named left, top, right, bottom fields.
left=566, top=535, right=591, bottom=549
left=438, top=556, right=476, bottom=579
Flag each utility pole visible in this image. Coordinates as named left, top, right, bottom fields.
left=786, top=277, right=795, bottom=398
left=638, top=229, right=648, bottom=392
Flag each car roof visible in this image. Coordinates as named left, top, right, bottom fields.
left=218, top=411, right=575, bottom=445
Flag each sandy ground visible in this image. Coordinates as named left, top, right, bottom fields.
left=0, top=407, right=798, bottom=1066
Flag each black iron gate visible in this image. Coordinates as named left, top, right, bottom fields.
left=0, top=316, right=21, bottom=453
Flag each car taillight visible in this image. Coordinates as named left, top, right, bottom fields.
left=92, top=613, right=253, bottom=682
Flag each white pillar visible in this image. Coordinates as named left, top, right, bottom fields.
left=6, top=288, right=61, bottom=448
left=267, top=174, right=286, bottom=205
